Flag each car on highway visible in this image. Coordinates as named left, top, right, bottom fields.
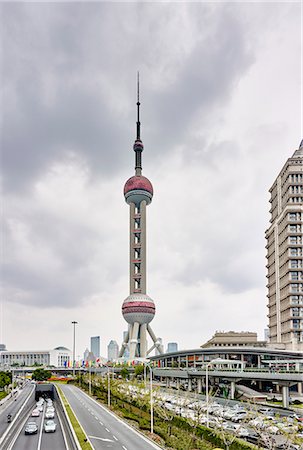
left=25, top=422, right=38, bottom=435
left=45, top=410, right=55, bottom=419
left=31, top=409, right=40, bottom=417
left=44, top=420, right=56, bottom=433
left=46, top=406, right=55, bottom=413
left=36, top=405, right=43, bottom=412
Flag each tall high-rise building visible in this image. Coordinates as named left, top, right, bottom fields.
left=266, top=141, right=303, bottom=351
left=119, top=78, right=163, bottom=360
left=167, top=342, right=178, bottom=353
left=107, top=340, right=119, bottom=361
left=90, top=336, right=100, bottom=359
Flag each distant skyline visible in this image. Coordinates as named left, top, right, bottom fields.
left=1, top=2, right=301, bottom=358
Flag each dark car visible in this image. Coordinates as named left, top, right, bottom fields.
left=24, top=422, right=38, bottom=435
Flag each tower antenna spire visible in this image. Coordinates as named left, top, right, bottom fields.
left=136, top=71, right=141, bottom=140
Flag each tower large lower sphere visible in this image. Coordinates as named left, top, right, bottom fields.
left=119, top=83, right=163, bottom=360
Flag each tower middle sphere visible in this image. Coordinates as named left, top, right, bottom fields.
left=124, top=175, right=153, bottom=206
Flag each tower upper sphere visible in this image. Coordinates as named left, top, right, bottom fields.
left=124, top=175, right=153, bottom=205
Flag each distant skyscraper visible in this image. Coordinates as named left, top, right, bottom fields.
left=107, top=340, right=119, bottom=361
left=90, top=336, right=100, bottom=358
left=264, top=328, right=269, bottom=342
left=266, top=141, right=303, bottom=351
left=167, top=342, right=178, bottom=353
left=83, top=348, right=89, bottom=361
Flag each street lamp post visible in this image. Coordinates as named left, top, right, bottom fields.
left=144, top=363, right=147, bottom=388
left=107, top=366, right=111, bottom=408
left=143, top=362, right=154, bottom=434
left=206, top=363, right=209, bottom=427
left=71, top=321, right=78, bottom=377
left=150, top=365, right=153, bottom=434
left=89, top=364, right=92, bottom=395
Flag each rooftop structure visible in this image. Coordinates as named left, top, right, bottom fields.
left=201, top=331, right=266, bottom=348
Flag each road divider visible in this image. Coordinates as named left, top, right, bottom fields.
left=56, top=385, right=92, bottom=450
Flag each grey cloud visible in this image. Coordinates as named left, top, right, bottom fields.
left=2, top=2, right=254, bottom=194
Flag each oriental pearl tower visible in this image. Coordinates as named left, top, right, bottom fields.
left=119, top=77, right=163, bottom=360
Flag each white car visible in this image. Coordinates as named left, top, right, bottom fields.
left=31, top=409, right=40, bottom=417
left=46, top=406, right=55, bottom=413
left=45, top=410, right=55, bottom=419
left=44, top=420, right=56, bottom=433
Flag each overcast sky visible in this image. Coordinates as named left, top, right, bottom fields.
left=1, top=1, right=301, bottom=358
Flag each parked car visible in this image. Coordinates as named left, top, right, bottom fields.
left=25, top=422, right=38, bottom=435
left=44, top=420, right=56, bottom=433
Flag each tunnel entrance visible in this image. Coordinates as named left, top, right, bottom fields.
left=35, top=383, right=55, bottom=400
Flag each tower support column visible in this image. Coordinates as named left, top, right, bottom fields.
left=129, top=322, right=139, bottom=360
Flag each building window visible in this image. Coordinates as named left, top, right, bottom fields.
left=290, top=248, right=299, bottom=256
left=290, top=260, right=299, bottom=268
left=289, top=225, right=298, bottom=232
left=289, top=236, right=298, bottom=244
left=291, top=272, right=299, bottom=280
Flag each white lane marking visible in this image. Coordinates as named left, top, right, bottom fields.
left=37, top=404, right=46, bottom=450
left=99, top=421, right=103, bottom=425
left=105, top=427, right=110, bottom=432
left=113, top=435, right=118, bottom=441
left=94, top=415, right=98, bottom=420
left=88, top=435, right=114, bottom=442
left=122, top=446, right=128, bottom=450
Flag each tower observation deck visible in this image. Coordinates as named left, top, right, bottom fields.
left=119, top=77, right=163, bottom=360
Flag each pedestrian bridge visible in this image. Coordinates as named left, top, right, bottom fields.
left=152, top=368, right=303, bottom=408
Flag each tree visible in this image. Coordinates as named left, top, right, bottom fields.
left=32, top=368, right=51, bottom=381
left=134, top=365, right=144, bottom=378
left=120, top=367, right=130, bottom=380
left=0, top=372, right=12, bottom=390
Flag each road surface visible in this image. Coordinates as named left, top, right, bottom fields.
left=60, top=384, right=162, bottom=450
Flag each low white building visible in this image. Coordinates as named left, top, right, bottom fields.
left=0, top=346, right=71, bottom=368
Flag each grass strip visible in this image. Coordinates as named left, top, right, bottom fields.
left=0, top=392, right=8, bottom=401
left=57, top=385, right=93, bottom=450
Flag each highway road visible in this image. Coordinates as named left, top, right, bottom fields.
left=10, top=397, right=67, bottom=450
left=1, top=384, right=68, bottom=450
left=60, top=384, right=162, bottom=450
left=0, top=382, right=35, bottom=441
